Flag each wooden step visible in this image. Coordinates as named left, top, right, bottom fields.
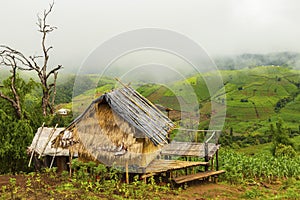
left=173, top=170, right=226, bottom=184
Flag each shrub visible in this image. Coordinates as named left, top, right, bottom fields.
left=274, top=144, right=297, bottom=158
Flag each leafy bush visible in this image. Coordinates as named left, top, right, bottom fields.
left=274, top=144, right=297, bottom=158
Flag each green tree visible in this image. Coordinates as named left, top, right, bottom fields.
left=0, top=110, right=33, bottom=173
left=0, top=74, right=40, bottom=173
left=270, top=119, right=295, bottom=156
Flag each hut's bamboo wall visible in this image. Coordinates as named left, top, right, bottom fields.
left=69, top=102, right=160, bottom=169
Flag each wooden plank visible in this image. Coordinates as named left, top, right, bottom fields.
left=173, top=170, right=225, bottom=184
left=161, top=142, right=220, bottom=158
left=140, top=172, right=159, bottom=179
left=145, top=159, right=209, bottom=173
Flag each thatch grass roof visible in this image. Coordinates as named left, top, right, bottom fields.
left=65, top=86, right=175, bottom=146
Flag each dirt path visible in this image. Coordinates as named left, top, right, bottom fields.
left=173, top=182, right=243, bottom=200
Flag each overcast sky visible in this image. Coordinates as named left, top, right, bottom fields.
left=1, top=0, right=300, bottom=72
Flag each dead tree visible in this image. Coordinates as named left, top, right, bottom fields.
left=0, top=54, right=22, bottom=119
left=0, top=2, right=62, bottom=116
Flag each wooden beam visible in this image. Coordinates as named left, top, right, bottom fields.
left=141, top=172, right=158, bottom=179
left=173, top=170, right=226, bottom=184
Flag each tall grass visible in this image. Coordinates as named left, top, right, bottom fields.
left=219, top=149, right=300, bottom=184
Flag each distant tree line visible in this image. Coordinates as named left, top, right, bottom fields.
left=215, top=52, right=300, bottom=70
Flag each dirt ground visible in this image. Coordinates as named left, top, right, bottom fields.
left=174, top=182, right=243, bottom=200
left=0, top=174, right=280, bottom=200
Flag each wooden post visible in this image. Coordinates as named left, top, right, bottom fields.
left=185, top=157, right=188, bottom=175
left=125, top=161, right=129, bottom=184
left=28, top=122, right=45, bottom=167
left=210, top=155, right=214, bottom=171
left=69, top=151, right=73, bottom=177
left=204, top=142, right=209, bottom=171
left=216, top=149, right=219, bottom=171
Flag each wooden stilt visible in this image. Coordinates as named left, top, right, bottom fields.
left=125, top=161, right=129, bottom=184
left=204, top=142, right=209, bottom=171
left=216, top=149, right=219, bottom=171
left=69, top=151, right=73, bottom=177
left=185, top=157, right=188, bottom=175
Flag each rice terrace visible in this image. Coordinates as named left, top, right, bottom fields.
left=1, top=1, right=300, bottom=200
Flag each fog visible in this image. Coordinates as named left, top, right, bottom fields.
left=1, top=0, right=300, bottom=72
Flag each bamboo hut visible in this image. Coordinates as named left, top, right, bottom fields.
left=52, top=86, right=175, bottom=173
left=51, top=85, right=225, bottom=183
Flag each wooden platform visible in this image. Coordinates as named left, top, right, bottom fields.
left=161, top=142, right=220, bottom=158
left=173, top=170, right=226, bottom=184
left=144, top=159, right=209, bottom=174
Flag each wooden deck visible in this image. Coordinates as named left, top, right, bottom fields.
left=173, top=170, right=226, bottom=184
left=144, top=159, right=209, bottom=174
left=161, top=142, right=220, bottom=158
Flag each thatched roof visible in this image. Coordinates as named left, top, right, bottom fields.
left=29, top=127, right=71, bottom=156
left=66, top=86, right=174, bottom=146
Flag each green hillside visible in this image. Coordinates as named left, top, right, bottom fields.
left=65, top=66, right=300, bottom=138
left=220, top=67, right=300, bottom=134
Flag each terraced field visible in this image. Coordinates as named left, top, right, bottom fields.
left=68, top=66, right=300, bottom=135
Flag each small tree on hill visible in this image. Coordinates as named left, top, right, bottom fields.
left=270, top=118, right=295, bottom=157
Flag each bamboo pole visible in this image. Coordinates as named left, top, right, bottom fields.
left=216, top=149, right=219, bottom=171
left=39, top=124, right=58, bottom=159
left=28, top=122, right=45, bottom=167
left=174, top=128, right=219, bottom=132
left=69, top=150, right=73, bottom=177
left=125, top=161, right=129, bottom=184
left=50, top=144, right=59, bottom=169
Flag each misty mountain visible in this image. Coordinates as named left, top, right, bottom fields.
left=214, top=52, right=300, bottom=70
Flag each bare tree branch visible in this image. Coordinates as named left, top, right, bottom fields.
left=0, top=55, right=22, bottom=119
left=46, top=65, right=62, bottom=79
left=0, top=1, right=61, bottom=116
